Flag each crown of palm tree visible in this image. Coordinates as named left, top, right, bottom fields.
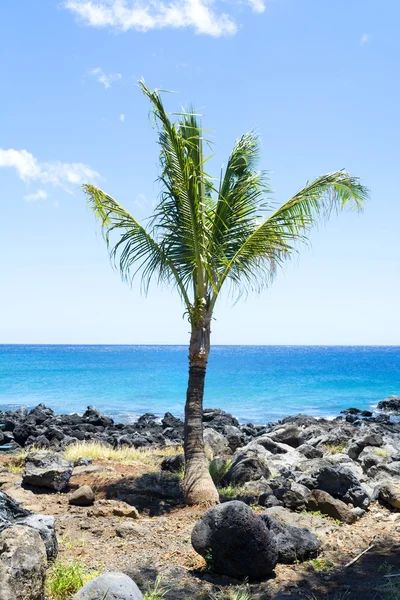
left=84, top=81, right=368, bottom=325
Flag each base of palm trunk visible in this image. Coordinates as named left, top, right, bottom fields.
left=183, top=462, right=220, bottom=506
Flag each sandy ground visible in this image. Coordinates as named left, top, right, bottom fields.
left=1, top=454, right=400, bottom=600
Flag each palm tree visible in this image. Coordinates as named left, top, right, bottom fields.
left=83, top=81, right=368, bottom=506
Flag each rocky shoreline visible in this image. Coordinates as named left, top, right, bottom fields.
left=1, top=395, right=399, bottom=453
left=1, top=396, right=400, bottom=599
left=1, top=397, right=400, bottom=511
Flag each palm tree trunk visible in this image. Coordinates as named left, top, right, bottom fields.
left=183, top=315, right=220, bottom=505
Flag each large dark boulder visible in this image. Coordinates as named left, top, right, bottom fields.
left=29, top=404, right=55, bottom=424
left=223, top=445, right=270, bottom=485
left=340, top=408, right=373, bottom=418
left=82, top=406, right=114, bottom=427
left=378, top=396, right=400, bottom=414
left=58, top=413, right=84, bottom=427
left=306, top=489, right=357, bottom=524
left=223, top=425, right=244, bottom=452
left=347, top=433, right=384, bottom=460
left=13, top=422, right=40, bottom=446
left=314, top=465, right=370, bottom=509
left=269, top=424, right=304, bottom=448
left=191, top=501, right=278, bottom=580
left=261, top=513, right=320, bottom=563
left=239, top=478, right=273, bottom=505
left=46, top=426, right=66, bottom=442
left=161, top=412, right=183, bottom=431
left=273, top=482, right=310, bottom=510
left=203, top=408, right=239, bottom=430
left=298, top=444, right=323, bottom=459
left=135, top=413, right=158, bottom=429
left=23, top=451, right=73, bottom=491
left=341, top=408, right=363, bottom=416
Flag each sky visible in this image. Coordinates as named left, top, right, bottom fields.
left=0, top=0, right=399, bottom=345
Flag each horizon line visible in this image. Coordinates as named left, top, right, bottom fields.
left=1, top=343, right=400, bottom=348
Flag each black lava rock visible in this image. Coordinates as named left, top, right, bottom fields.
left=191, top=500, right=278, bottom=581
left=261, top=513, right=320, bottom=564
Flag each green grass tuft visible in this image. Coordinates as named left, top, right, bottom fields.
left=209, top=586, right=253, bottom=600
left=378, top=563, right=400, bottom=600
left=209, top=459, right=231, bottom=484
left=217, top=484, right=243, bottom=500
left=306, top=591, right=351, bottom=600
left=143, top=576, right=169, bottom=600
left=382, top=579, right=400, bottom=600
left=46, top=560, right=101, bottom=599
left=309, top=558, right=335, bottom=572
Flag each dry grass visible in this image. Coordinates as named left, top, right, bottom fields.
left=59, top=533, right=88, bottom=551
left=323, top=442, right=346, bottom=455
left=10, top=446, right=46, bottom=467
left=373, top=447, right=389, bottom=457
left=3, top=461, right=24, bottom=473
left=6, top=442, right=182, bottom=472
left=64, top=441, right=183, bottom=465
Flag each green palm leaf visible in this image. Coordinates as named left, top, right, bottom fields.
left=140, top=81, right=212, bottom=297
left=83, top=184, right=191, bottom=309
left=209, top=170, right=368, bottom=307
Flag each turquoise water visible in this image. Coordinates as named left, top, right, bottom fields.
left=0, top=345, right=399, bottom=423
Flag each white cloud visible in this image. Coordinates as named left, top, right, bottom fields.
left=0, top=148, right=100, bottom=192
left=120, top=113, right=125, bottom=121
left=247, top=0, right=265, bottom=13
left=90, top=67, right=122, bottom=88
left=360, top=33, right=369, bottom=45
left=24, top=189, right=48, bottom=202
left=63, top=0, right=264, bottom=37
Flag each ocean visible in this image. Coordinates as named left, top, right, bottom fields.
left=0, top=345, right=399, bottom=424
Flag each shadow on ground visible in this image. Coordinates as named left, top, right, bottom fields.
left=275, top=540, right=400, bottom=600
left=102, top=471, right=183, bottom=515
left=127, top=538, right=400, bottom=600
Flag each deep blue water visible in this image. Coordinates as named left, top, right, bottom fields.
left=0, top=345, right=399, bottom=423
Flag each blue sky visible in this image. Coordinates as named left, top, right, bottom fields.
left=1, top=0, right=399, bottom=345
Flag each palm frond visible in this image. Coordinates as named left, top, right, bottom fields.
left=139, top=81, right=213, bottom=296
left=208, top=131, right=272, bottom=282
left=83, top=184, right=191, bottom=309
left=209, top=170, right=368, bottom=308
